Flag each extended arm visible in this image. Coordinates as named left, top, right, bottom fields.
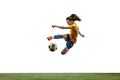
left=78, top=28, right=85, bottom=37
left=52, top=25, right=85, bottom=37
left=52, top=25, right=70, bottom=29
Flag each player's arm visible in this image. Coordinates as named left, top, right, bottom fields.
left=52, top=25, right=70, bottom=29
left=78, top=28, right=85, bottom=37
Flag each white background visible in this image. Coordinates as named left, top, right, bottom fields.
left=0, top=0, right=120, bottom=73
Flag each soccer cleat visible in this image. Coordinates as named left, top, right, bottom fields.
left=47, top=36, right=53, bottom=41
left=61, top=48, right=69, bottom=55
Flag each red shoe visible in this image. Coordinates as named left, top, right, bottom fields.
left=47, top=36, right=53, bottom=41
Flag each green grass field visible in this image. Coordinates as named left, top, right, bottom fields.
left=0, top=73, right=120, bottom=80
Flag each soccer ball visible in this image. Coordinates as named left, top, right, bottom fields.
left=48, top=43, right=57, bottom=52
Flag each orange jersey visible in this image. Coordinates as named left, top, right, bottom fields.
left=69, top=23, right=79, bottom=43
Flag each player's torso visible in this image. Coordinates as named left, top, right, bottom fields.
left=69, top=23, right=79, bottom=43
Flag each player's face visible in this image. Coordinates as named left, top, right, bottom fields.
left=66, top=20, right=73, bottom=25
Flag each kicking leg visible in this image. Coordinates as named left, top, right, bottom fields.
left=54, top=34, right=63, bottom=39
left=47, top=34, right=66, bottom=41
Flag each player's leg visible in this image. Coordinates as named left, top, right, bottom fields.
left=47, top=34, right=67, bottom=41
left=61, top=41, right=74, bottom=55
left=63, top=34, right=67, bottom=40
left=61, top=34, right=74, bottom=55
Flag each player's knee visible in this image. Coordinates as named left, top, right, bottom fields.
left=63, top=34, right=67, bottom=39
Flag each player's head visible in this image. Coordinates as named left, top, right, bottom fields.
left=66, top=14, right=81, bottom=25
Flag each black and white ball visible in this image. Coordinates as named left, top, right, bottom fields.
left=48, top=43, right=57, bottom=52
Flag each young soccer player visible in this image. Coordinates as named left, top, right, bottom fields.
left=47, top=14, right=85, bottom=55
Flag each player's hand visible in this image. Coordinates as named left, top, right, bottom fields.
left=81, top=34, right=85, bottom=37
left=52, top=25, right=56, bottom=28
